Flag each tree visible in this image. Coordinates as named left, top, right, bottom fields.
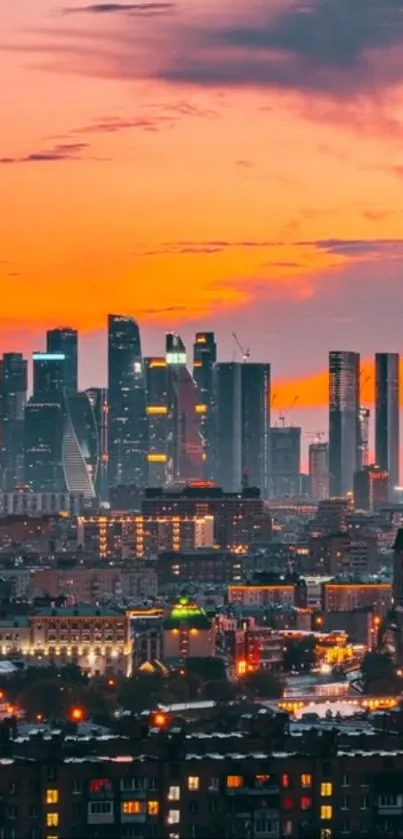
left=202, top=680, right=238, bottom=702
left=283, top=637, right=316, bottom=672
left=18, top=679, right=65, bottom=719
left=241, top=669, right=284, bottom=698
left=360, top=651, right=402, bottom=695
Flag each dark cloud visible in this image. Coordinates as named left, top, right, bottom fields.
left=299, top=237, right=403, bottom=256
left=135, top=240, right=280, bottom=256
left=69, top=101, right=218, bottom=137
left=0, top=142, right=89, bottom=164
left=62, top=2, right=175, bottom=16
left=236, top=159, right=254, bottom=168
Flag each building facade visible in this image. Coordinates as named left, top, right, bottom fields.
left=193, top=332, right=217, bottom=481
left=241, top=363, right=271, bottom=497
left=375, top=352, right=400, bottom=496
left=309, top=442, right=329, bottom=502
left=46, top=326, right=78, bottom=393
left=329, top=351, right=360, bottom=497
left=0, top=352, right=27, bottom=490
left=213, top=363, right=242, bottom=492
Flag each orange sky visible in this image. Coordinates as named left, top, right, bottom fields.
left=1, top=0, right=403, bottom=422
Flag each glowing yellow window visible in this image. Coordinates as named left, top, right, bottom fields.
left=47, top=814, right=59, bottom=827
left=321, top=783, right=333, bottom=797
left=188, top=776, right=200, bottom=791
left=122, top=801, right=145, bottom=814
left=46, top=790, right=59, bottom=805
left=227, top=775, right=243, bottom=788
left=301, top=774, right=312, bottom=788
left=148, top=801, right=159, bottom=815
left=321, top=805, right=333, bottom=820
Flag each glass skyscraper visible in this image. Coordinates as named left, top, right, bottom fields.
left=0, top=353, right=27, bottom=490
left=46, top=327, right=78, bottom=393
left=329, top=351, right=360, bottom=497
left=193, top=332, right=216, bottom=481
left=213, top=362, right=242, bottom=492
left=166, top=333, right=204, bottom=484
left=241, top=362, right=270, bottom=497
left=107, top=315, right=148, bottom=489
left=375, top=352, right=400, bottom=495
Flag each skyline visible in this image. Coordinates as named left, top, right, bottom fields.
left=2, top=0, right=403, bottom=446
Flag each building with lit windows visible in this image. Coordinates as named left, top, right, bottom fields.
left=193, top=332, right=217, bottom=481
left=86, top=387, right=109, bottom=501
left=309, top=442, right=329, bottom=502
left=107, top=315, right=148, bottom=489
left=166, top=332, right=204, bottom=484
left=46, top=326, right=78, bottom=393
left=0, top=352, right=27, bottom=490
left=353, top=464, right=389, bottom=511
left=76, top=513, right=214, bottom=558
left=322, top=580, right=392, bottom=615
left=329, top=351, right=360, bottom=497
left=227, top=575, right=307, bottom=609
left=241, top=363, right=271, bottom=497
left=270, top=426, right=301, bottom=497
left=62, top=390, right=100, bottom=499
left=163, top=596, right=216, bottom=659
left=375, top=352, right=400, bottom=497
left=144, top=356, right=169, bottom=486
left=213, top=362, right=242, bottom=492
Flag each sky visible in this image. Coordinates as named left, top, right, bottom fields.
left=2, top=0, right=403, bottom=459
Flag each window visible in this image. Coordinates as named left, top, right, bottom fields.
left=342, top=774, right=350, bottom=787
left=148, top=802, right=159, bottom=816
left=321, top=806, right=332, bottom=820
left=209, top=777, right=220, bottom=791
left=379, top=794, right=398, bottom=807
left=321, top=783, right=332, bottom=797
left=282, top=774, right=290, bottom=789
left=89, top=802, right=113, bottom=815
left=46, top=790, right=59, bottom=805
left=168, top=786, right=180, bottom=801
left=122, top=801, right=146, bottom=815
left=89, top=779, right=112, bottom=794
left=167, top=810, right=180, bottom=824
left=341, top=821, right=350, bottom=834
left=189, top=801, right=198, bottom=815
left=7, top=806, right=18, bottom=819
left=72, top=780, right=82, bottom=795
left=8, top=782, right=18, bottom=795
left=282, top=822, right=293, bottom=836
left=320, top=831, right=332, bottom=839
left=341, top=796, right=350, bottom=810
left=360, top=796, right=368, bottom=810
left=47, top=768, right=57, bottom=781
left=360, top=774, right=370, bottom=787
left=47, top=814, right=59, bottom=827
left=301, top=796, right=312, bottom=811
left=227, top=776, right=243, bottom=788
left=29, top=805, right=38, bottom=818
left=188, top=777, right=199, bottom=791
left=301, top=774, right=312, bottom=788
left=149, top=777, right=159, bottom=791
left=283, top=797, right=294, bottom=811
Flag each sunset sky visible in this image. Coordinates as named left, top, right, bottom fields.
left=2, top=0, right=403, bottom=453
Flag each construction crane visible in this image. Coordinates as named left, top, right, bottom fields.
left=232, top=332, right=250, bottom=362
left=278, top=395, right=299, bottom=427
left=307, top=431, right=326, bottom=442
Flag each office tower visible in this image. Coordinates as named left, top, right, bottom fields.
left=108, top=315, right=148, bottom=489
left=0, top=353, right=27, bottom=489
left=86, top=387, right=109, bottom=501
left=329, top=351, right=360, bottom=497
left=241, top=363, right=270, bottom=496
left=354, top=464, right=389, bottom=512
left=270, top=425, right=301, bottom=497
left=358, top=406, right=370, bottom=468
left=213, top=362, right=242, bottom=492
left=193, top=332, right=216, bottom=480
left=62, top=391, right=99, bottom=499
left=375, top=352, right=399, bottom=495
left=309, top=441, right=329, bottom=502
left=46, top=327, right=78, bottom=393
left=33, top=351, right=66, bottom=397
left=24, top=352, right=66, bottom=492
left=144, top=357, right=169, bottom=487
left=166, top=333, right=204, bottom=484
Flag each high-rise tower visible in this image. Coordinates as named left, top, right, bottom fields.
left=0, top=353, right=27, bottom=489
left=213, top=362, right=242, bottom=492
left=193, top=332, right=216, bottom=481
left=329, top=351, right=360, bottom=497
left=309, top=441, right=329, bottom=502
left=375, top=352, right=399, bottom=496
left=24, top=351, right=66, bottom=492
left=241, top=363, right=270, bottom=496
left=166, top=333, right=203, bottom=484
left=108, top=315, right=148, bottom=489
left=46, top=327, right=78, bottom=393
left=144, top=357, right=169, bottom=487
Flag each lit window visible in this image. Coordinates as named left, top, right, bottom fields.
left=167, top=810, right=180, bottom=824
left=148, top=801, right=159, bottom=816
left=321, top=783, right=333, bottom=797
left=47, top=814, right=59, bottom=827
left=320, top=831, right=332, bottom=839
left=301, top=796, right=312, bottom=811
left=321, top=805, right=332, bottom=820
left=282, top=774, right=290, bottom=789
left=227, top=776, right=243, bottom=788
left=46, top=790, right=59, bottom=805
left=122, top=801, right=145, bottom=815
left=301, top=774, right=312, bottom=788
left=188, top=777, right=200, bottom=791
left=168, top=786, right=180, bottom=801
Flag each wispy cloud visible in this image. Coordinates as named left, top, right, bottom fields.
left=68, top=100, right=219, bottom=137
left=301, top=237, right=403, bottom=257
left=0, top=142, right=89, bottom=164
left=61, top=2, right=175, bottom=16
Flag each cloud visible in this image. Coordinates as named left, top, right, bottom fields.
left=0, top=142, right=89, bottom=164
left=300, top=237, right=403, bottom=257
left=61, top=2, right=175, bottom=16
left=134, top=240, right=280, bottom=256
left=236, top=159, right=254, bottom=168
left=68, top=100, right=219, bottom=137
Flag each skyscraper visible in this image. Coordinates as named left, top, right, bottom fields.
left=24, top=352, right=66, bottom=492
left=241, top=363, right=270, bottom=496
left=270, top=425, right=301, bottom=497
left=213, top=363, right=242, bottom=492
left=46, top=327, right=78, bottom=393
left=62, top=391, right=99, bottom=499
left=375, top=352, right=399, bottom=495
left=107, top=315, right=148, bottom=489
left=329, top=351, right=360, bottom=497
left=166, top=333, right=204, bottom=484
left=309, top=441, right=329, bottom=502
left=86, top=387, right=109, bottom=501
left=144, top=357, right=169, bottom=487
left=193, top=332, right=216, bottom=481
left=0, top=353, right=27, bottom=489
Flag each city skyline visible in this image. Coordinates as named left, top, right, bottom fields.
left=2, top=0, right=403, bottom=426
